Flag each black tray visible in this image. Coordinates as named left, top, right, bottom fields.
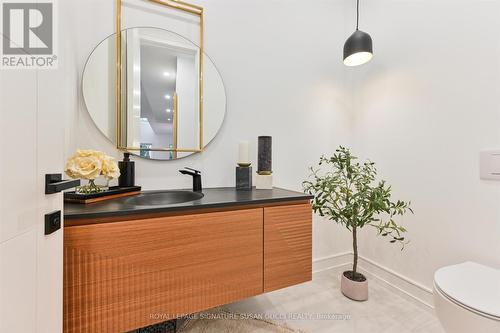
left=64, top=186, right=141, bottom=203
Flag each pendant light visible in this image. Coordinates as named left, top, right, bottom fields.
left=343, top=0, right=373, bottom=67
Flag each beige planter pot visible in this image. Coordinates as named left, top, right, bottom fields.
left=341, top=271, right=368, bottom=301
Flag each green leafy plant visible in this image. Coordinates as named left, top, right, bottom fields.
left=303, top=146, right=413, bottom=281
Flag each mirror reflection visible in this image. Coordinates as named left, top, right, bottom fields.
left=82, top=27, right=226, bottom=160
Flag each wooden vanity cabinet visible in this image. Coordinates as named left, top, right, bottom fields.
left=64, top=202, right=311, bottom=333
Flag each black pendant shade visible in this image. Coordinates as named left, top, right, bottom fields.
left=343, top=0, right=373, bottom=67
left=343, top=30, right=373, bottom=67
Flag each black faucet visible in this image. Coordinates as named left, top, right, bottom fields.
left=179, top=167, right=202, bottom=192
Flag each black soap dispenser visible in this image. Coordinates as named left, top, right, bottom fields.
left=118, top=152, right=135, bottom=187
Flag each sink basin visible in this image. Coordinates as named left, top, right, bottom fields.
left=124, top=190, right=204, bottom=206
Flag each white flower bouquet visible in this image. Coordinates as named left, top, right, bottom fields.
left=65, top=150, right=120, bottom=194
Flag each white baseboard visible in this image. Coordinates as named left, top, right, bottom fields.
left=313, top=252, right=352, bottom=273
left=313, top=253, right=435, bottom=311
left=357, top=256, right=434, bottom=310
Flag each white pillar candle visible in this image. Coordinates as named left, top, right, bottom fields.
left=238, top=141, right=250, bottom=165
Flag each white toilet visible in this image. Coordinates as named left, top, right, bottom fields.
left=433, top=262, right=500, bottom=333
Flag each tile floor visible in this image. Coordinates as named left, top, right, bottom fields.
left=224, top=269, right=445, bottom=333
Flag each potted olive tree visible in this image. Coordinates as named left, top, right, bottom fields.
left=303, top=147, right=412, bottom=301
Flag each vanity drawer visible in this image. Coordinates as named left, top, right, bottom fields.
left=63, top=208, right=263, bottom=333
left=264, top=203, right=312, bottom=292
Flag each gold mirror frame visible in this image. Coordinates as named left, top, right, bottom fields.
left=115, top=0, right=204, bottom=155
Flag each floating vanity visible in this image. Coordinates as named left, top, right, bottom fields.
left=63, top=188, right=312, bottom=333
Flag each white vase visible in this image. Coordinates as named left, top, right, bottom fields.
left=340, top=271, right=368, bottom=301
left=93, top=176, right=110, bottom=191
left=75, top=177, right=109, bottom=194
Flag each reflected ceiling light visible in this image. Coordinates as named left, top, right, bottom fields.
left=165, top=95, right=171, bottom=100
left=166, top=108, right=171, bottom=113
left=163, top=72, right=170, bottom=77
left=343, top=0, right=373, bottom=67
left=167, top=118, right=171, bottom=121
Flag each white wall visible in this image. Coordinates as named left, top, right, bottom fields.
left=67, top=0, right=354, bottom=261
left=348, top=0, right=500, bottom=291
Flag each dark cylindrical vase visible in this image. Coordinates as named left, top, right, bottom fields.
left=258, top=136, right=272, bottom=175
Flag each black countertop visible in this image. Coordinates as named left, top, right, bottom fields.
left=64, top=187, right=313, bottom=221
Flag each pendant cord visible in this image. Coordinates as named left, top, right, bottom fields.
left=356, top=0, right=360, bottom=30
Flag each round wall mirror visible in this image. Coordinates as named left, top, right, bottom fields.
left=82, top=27, right=226, bottom=160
